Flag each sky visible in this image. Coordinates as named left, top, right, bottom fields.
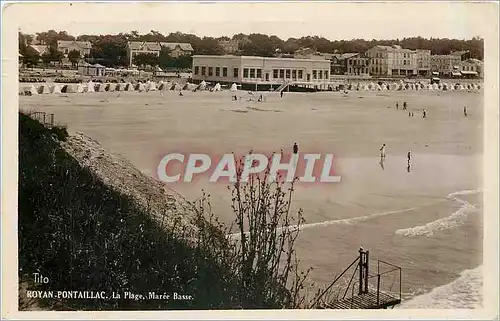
left=7, top=1, right=498, bottom=40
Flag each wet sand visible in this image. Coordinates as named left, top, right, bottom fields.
left=19, top=88, right=483, bottom=307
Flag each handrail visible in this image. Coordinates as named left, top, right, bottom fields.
left=311, top=256, right=360, bottom=307
left=378, top=259, right=401, bottom=270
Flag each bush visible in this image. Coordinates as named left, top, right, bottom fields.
left=18, top=113, right=330, bottom=310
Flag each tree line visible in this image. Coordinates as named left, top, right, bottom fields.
left=19, top=29, right=484, bottom=69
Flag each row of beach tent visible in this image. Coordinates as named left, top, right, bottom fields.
left=19, top=80, right=480, bottom=96
left=346, top=81, right=481, bottom=91
left=19, top=80, right=223, bottom=96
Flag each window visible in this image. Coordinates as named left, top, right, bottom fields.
left=233, top=68, right=239, bottom=78
left=208, top=67, right=213, bottom=76
left=256, top=69, right=262, bottom=78
left=279, top=69, right=284, bottom=79
left=223, top=67, right=228, bottom=77
left=249, top=68, right=255, bottom=78
left=273, top=69, right=278, bottom=78
left=201, top=66, right=206, bottom=76
left=319, top=70, right=323, bottom=79
left=312, top=70, right=317, bottom=79
left=292, top=69, right=297, bottom=79
left=215, top=67, right=220, bottom=77
left=324, top=71, right=329, bottom=79
left=286, top=69, right=291, bottom=78
left=243, top=68, right=249, bottom=78
left=194, top=66, right=199, bottom=75
left=298, top=70, right=303, bottom=79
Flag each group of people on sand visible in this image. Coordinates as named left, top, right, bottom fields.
left=394, top=101, right=427, bottom=118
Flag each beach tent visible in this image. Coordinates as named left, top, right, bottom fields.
left=367, top=82, right=373, bottom=90
left=95, top=83, right=106, bottom=92
left=146, top=82, right=157, bottom=91
left=38, top=84, right=51, bottom=94
left=50, top=84, right=62, bottom=94
left=105, top=83, right=115, bottom=92
left=230, top=83, right=238, bottom=92
left=376, top=84, right=382, bottom=91
left=136, top=83, right=146, bottom=92
left=21, top=84, right=38, bottom=96
left=183, top=83, right=197, bottom=91
left=84, top=81, right=95, bottom=93
left=427, top=84, right=433, bottom=91
left=213, top=83, right=222, bottom=91
left=159, top=82, right=172, bottom=91
left=198, top=80, right=207, bottom=91
left=124, top=83, right=134, bottom=91
left=432, top=83, right=439, bottom=90
left=61, top=83, right=83, bottom=93
left=115, top=83, right=126, bottom=91
left=173, top=83, right=183, bottom=91
left=476, top=84, right=481, bottom=90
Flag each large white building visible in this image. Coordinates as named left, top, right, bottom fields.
left=366, top=45, right=418, bottom=77
left=191, top=55, right=331, bottom=85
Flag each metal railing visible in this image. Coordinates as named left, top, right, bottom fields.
left=26, top=111, right=55, bottom=128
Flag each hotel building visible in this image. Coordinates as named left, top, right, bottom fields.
left=191, top=55, right=331, bottom=86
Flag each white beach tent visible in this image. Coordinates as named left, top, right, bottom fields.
left=173, top=83, right=183, bottom=91
left=62, top=83, right=83, bottom=93
left=124, top=83, right=134, bottom=91
left=198, top=80, right=207, bottom=91
left=146, top=81, right=157, bottom=92
left=184, top=83, right=197, bottom=91
left=95, top=83, right=106, bottom=92
left=432, top=83, right=439, bottom=90
left=376, top=84, right=382, bottom=91
left=136, top=83, right=146, bottom=92
left=84, top=81, right=95, bottom=93
left=427, top=84, right=433, bottom=91
left=230, top=83, right=238, bottom=92
left=213, top=83, right=222, bottom=91
left=22, top=84, right=38, bottom=96
left=159, top=82, right=172, bottom=91
left=105, top=83, right=116, bottom=92
left=115, top=83, right=126, bottom=91
left=38, top=84, right=51, bottom=94
left=50, top=84, right=62, bottom=94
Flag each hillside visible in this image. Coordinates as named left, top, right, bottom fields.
left=18, top=112, right=292, bottom=310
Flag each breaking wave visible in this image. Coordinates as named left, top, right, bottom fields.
left=398, top=265, right=483, bottom=309
left=395, top=189, right=482, bottom=237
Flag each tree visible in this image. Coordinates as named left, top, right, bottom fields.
left=90, top=35, right=128, bottom=67
left=35, top=29, right=74, bottom=46
left=67, top=49, right=81, bottom=67
left=41, top=46, right=63, bottom=66
left=133, top=53, right=158, bottom=69
left=157, top=47, right=171, bottom=69
left=22, top=50, right=40, bottom=68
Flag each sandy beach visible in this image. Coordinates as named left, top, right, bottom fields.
left=19, top=87, right=483, bottom=307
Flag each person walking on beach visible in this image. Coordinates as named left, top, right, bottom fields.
left=422, top=109, right=427, bottom=119
left=380, top=144, right=386, bottom=160
left=280, top=91, right=284, bottom=98
left=396, top=102, right=399, bottom=110
left=464, top=106, right=468, bottom=117
left=403, top=101, right=407, bottom=111
left=293, top=142, right=299, bottom=154
left=407, top=150, right=412, bottom=166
